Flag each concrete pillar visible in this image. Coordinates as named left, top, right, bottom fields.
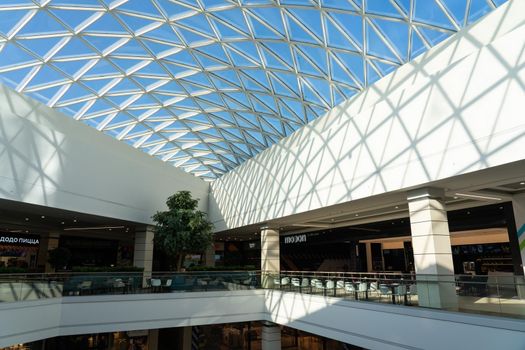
left=148, top=329, right=158, bottom=350
left=407, top=188, right=458, bottom=310
left=261, top=227, right=279, bottom=288
left=365, top=242, right=373, bottom=272
left=134, top=226, right=154, bottom=286
left=203, top=244, right=215, bottom=267
left=261, top=322, right=281, bottom=350
left=181, top=326, right=191, bottom=350
left=37, top=232, right=60, bottom=272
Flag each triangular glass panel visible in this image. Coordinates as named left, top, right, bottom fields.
left=286, top=13, right=319, bottom=44
left=418, top=27, right=450, bottom=46
left=82, top=13, right=127, bottom=34
left=366, top=22, right=399, bottom=63
left=410, top=30, right=427, bottom=59
left=59, top=83, right=95, bottom=103
left=48, top=8, right=99, bottom=31
left=212, top=8, right=250, bottom=35
left=0, top=9, right=30, bottom=36
left=83, top=35, right=124, bottom=53
left=0, top=42, right=37, bottom=68
left=111, top=40, right=151, bottom=57
left=52, top=59, right=90, bottom=77
left=26, top=65, right=67, bottom=88
left=54, top=37, right=95, bottom=58
left=371, top=18, right=409, bottom=62
left=116, top=12, right=159, bottom=33
left=288, top=8, right=324, bottom=42
left=209, top=18, right=245, bottom=40
left=366, top=61, right=381, bottom=85
left=413, top=0, right=456, bottom=30
left=248, top=13, right=283, bottom=40
left=325, top=16, right=361, bottom=52
left=117, top=0, right=162, bottom=18
left=366, top=0, right=403, bottom=18
left=467, top=0, right=492, bottom=25
left=441, top=0, right=468, bottom=27
left=225, top=47, right=257, bottom=67
left=327, top=12, right=363, bottom=50
left=17, top=10, right=66, bottom=36
left=178, top=13, right=215, bottom=37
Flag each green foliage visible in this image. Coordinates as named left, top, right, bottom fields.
left=152, top=191, right=214, bottom=271
left=48, top=246, right=72, bottom=270
left=0, top=266, right=27, bottom=274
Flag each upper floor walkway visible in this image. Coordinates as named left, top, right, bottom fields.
left=1, top=271, right=525, bottom=349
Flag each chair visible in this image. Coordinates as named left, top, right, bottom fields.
left=77, top=280, right=92, bottom=295
left=325, top=280, right=336, bottom=296
left=151, top=278, right=161, bottom=292
left=407, top=284, right=417, bottom=303
left=378, top=284, right=392, bottom=301
left=358, top=281, right=368, bottom=299
left=393, top=284, right=407, bottom=304
left=369, top=282, right=378, bottom=294
left=280, top=277, right=290, bottom=289
left=344, top=282, right=357, bottom=299
left=113, top=278, right=125, bottom=293
left=291, top=277, right=301, bottom=290
left=300, top=278, right=310, bottom=292
left=162, top=279, right=172, bottom=292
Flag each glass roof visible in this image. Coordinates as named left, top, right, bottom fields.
left=0, top=0, right=506, bottom=180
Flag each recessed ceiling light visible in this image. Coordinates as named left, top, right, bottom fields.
left=73, top=219, right=77, bottom=223
left=520, top=182, right=525, bottom=185
left=61, top=222, right=65, bottom=225
left=395, top=206, right=399, bottom=209
left=355, top=214, right=359, bottom=217
left=25, top=218, right=29, bottom=221
left=41, top=215, right=45, bottom=219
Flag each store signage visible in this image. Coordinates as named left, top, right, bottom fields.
left=284, top=234, right=307, bottom=244
left=0, top=235, right=39, bottom=245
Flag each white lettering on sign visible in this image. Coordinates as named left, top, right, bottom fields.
left=0, top=236, right=39, bottom=245
left=284, top=234, right=307, bottom=244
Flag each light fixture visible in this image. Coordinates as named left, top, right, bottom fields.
left=41, top=215, right=45, bottom=219
left=520, top=182, right=525, bottom=185
left=24, top=218, right=29, bottom=221
left=454, top=193, right=502, bottom=201
left=73, top=219, right=77, bottom=223
left=395, top=206, right=399, bottom=209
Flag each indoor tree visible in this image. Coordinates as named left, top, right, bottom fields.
left=152, top=191, right=214, bottom=271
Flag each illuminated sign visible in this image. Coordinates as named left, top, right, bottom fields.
left=0, top=235, right=39, bottom=245
left=284, top=234, right=307, bottom=244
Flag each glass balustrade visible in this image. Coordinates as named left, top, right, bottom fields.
left=1, top=270, right=524, bottom=319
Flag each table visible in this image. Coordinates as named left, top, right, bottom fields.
left=389, top=283, right=408, bottom=305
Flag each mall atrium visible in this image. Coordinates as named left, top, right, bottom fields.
left=0, top=0, right=524, bottom=349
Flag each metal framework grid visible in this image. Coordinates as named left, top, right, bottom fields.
left=0, top=0, right=505, bottom=180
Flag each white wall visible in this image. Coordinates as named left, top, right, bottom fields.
left=209, top=0, right=525, bottom=231
left=0, top=85, right=209, bottom=224
left=1, top=290, right=524, bottom=350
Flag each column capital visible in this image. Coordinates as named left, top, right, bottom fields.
left=407, top=187, right=445, bottom=201
left=260, top=225, right=279, bottom=232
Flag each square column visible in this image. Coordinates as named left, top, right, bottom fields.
left=408, top=188, right=457, bottom=310
left=261, top=322, right=281, bottom=350
left=261, top=227, right=279, bottom=288
left=134, top=226, right=154, bottom=286
left=37, top=232, right=60, bottom=272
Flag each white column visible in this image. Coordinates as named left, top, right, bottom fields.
left=261, top=227, right=279, bottom=288
left=261, top=322, right=281, bottom=350
left=134, top=226, right=154, bottom=286
left=408, top=188, right=457, bottom=310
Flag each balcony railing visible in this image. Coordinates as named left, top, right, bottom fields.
left=1, top=270, right=524, bottom=319
left=267, top=271, right=525, bottom=319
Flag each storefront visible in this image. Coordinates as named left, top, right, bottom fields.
left=0, top=232, right=40, bottom=269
